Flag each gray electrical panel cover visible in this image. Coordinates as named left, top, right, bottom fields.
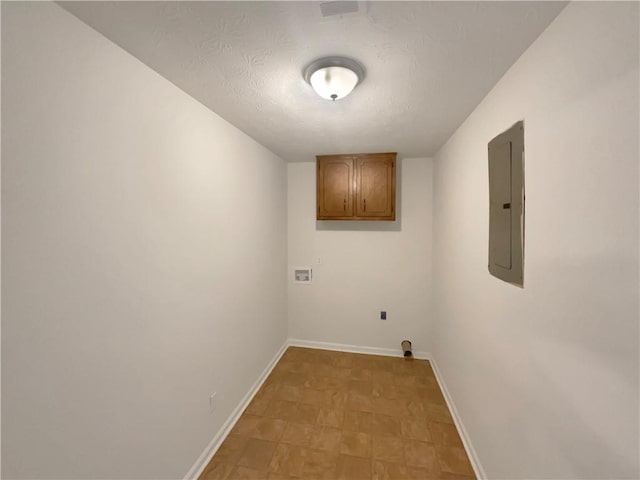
left=488, top=121, right=524, bottom=286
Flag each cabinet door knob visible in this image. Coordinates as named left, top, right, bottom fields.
left=343, top=198, right=346, bottom=211
left=364, top=199, right=367, bottom=212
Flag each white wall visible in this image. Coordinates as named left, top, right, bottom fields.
left=432, top=2, right=639, bottom=479
left=288, top=158, right=432, bottom=354
left=1, top=3, right=287, bottom=479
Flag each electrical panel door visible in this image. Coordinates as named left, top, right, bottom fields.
left=488, top=121, right=524, bottom=286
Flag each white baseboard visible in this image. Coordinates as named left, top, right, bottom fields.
left=183, top=340, right=289, bottom=480
left=287, top=338, right=430, bottom=360
left=430, top=357, right=486, bottom=480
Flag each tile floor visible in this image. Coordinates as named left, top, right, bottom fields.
left=200, top=347, right=475, bottom=480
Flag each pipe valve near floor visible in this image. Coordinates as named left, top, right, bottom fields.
left=401, top=340, right=413, bottom=360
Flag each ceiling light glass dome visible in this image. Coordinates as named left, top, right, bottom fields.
left=304, top=57, right=365, bottom=101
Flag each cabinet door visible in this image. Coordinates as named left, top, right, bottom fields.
left=355, top=154, right=396, bottom=220
left=317, top=156, right=354, bottom=219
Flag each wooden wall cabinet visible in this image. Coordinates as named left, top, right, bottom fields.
left=317, top=152, right=396, bottom=221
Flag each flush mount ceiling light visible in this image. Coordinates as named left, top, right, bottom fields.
left=303, top=56, right=365, bottom=101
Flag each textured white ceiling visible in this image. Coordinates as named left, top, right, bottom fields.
left=60, top=1, right=566, bottom=162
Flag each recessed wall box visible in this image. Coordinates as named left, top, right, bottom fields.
left=294, top=267, right=313, bottom=284
left=488, top=121, right=525, bottom=287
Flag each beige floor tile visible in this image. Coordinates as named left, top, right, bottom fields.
left=308, top=375, right=348, bottom=390
left=293, top=403, right=321, bottom=425
left=306, top=363, right=332, bottom=377
left=325, top=389, right=349, bottom=409
left=265, top=400, right=300, bottom=422
left=372, top=413, right=402, bottom=437
left=305, top=350, right=333, bottom=364
left=406, top=465, right=439, bottom=479
left=351, top=355, right=375, bottom=370
left=232, top=415, right=261, bottom=437
left=300, top=387, right=327, bottom=407
left=282, top=372, right=309, bottom=387
left=268, top=443, right=305, bottom=477
left=426, top=404, right=454, bottom=424
left=421, top=387, right=446, bottom=406
left=403, top=440, right=440, bottom=472
left=347, top=392, right=374, bottom=413
left=373, top=459, right=410, bottom=480
left=348, top=379, right=373, bottom=395
left=370, top=355, right=393, bottom=368
left=257, top=383, right=281, bottom=399
left=395, top=374, right=422, bottom=388
left=236, top=438, right=278, bottom=471
left=340, top=431, right=372, bottom=458
left=227, top=465, right=268, bottom=479
left=393, top=358, right=429, bottom=372
left=335, top=454, right=372, bottom=480
left=212, top=434, right=250, bottom=464
left=251, top=418, right=287, bottom=442
left=430, top=421, right=464, bottom=447
left=200, top=460, right=234, bottom=480
left=325, top=366, right=352, bottom=379
left=331, top=353, right=354, bottom=368
left=438, top=472, right=477, bottom=479
left=373, top=396, right=408, bottom=417
left=317, top=407, right=345, bottom=428
left=277, top=360, right=308, bottom=374
left=266, top=473, right=299, bottom=480
left=233, top=415, right=286, bottom=441
left=280, top=422, right=314, bottom=447
left=245, top=395, right=272, bottom=416
left=343, top=410, right=373, bottom=434
left=372, top=435, right=405, bottom=464
left=300, top=448, right=339, bottom=479
left=414, top=375, right=439, bottom=389
left=400, top=417, right=432, bottom=442
left=280, top=348, right=302, bottom=362
left=276, top=384, right=304, bottom=402
left=372, top=381, right=403, bottom=400
left=308, top=426, right=342, bottom=453
left=350, top=368, right=373, bottom=381
left=406, top=399, right=429, bottom=418
left=371, top=370, right=395, bottom=385
left=436, top=445, right=475, bottom=476
left=423, top=361, right=436, bottom=375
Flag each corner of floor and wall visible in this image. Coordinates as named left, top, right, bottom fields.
left=1, top=1, right=639, bottom=480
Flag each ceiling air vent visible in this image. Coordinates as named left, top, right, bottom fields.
left=319, top=1, right=359, bottom=17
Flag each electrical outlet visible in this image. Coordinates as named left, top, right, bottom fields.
left=209, top=392, right=217, bottom=413
left=380, top=311, right=387, bottom=320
